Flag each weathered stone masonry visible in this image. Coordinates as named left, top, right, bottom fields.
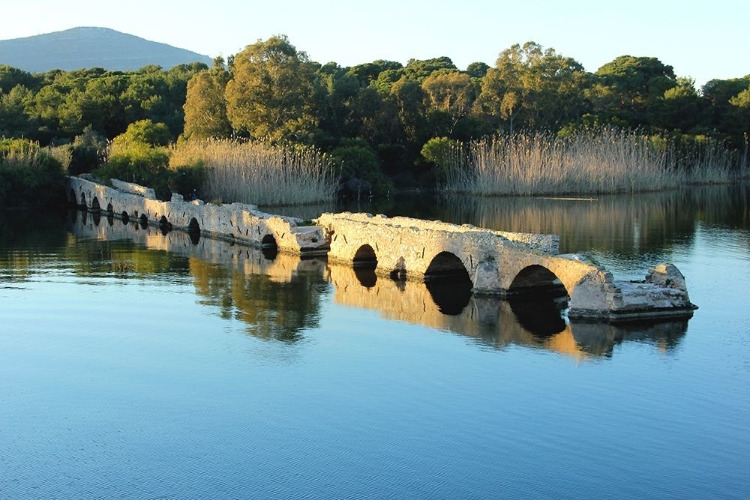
left=66, top=176, right=697, bottom=322
left=66, top=176, right=328, bottom=255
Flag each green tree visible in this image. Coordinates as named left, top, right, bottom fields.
left=421, top=71, right=476, bottom=135
left=183, top=58, right=232, bottom=140
left=225, top=35, right=321, bottom=143
left=479, top=42, right=589, bottom=134
left=592, top=55, right=677, bottom=128
left=403, top=57, right=457, bottom=82
left=0, top=85, right=34, bottom=137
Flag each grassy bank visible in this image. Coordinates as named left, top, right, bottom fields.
left=170, top=139, right=338, bottom=206
left=442, top=129, right=745, bottom=196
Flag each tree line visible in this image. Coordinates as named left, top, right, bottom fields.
left=1, top=36, right=749, bottom=194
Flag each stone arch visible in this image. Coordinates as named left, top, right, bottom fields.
left=121, top=211, right=130, bottom=223
left=91, top=197, right=101, bottom=212
left=159, top=216, right=171, bottom=235
left=106, top=203, right=114, bottom=214
left=69, top=188, right=77, bottom=205
left=139, top=214, right=148, bottom=227
left=508, top=264, right=568, bottom=299
left=261, top=234, right=278, bottom=259
left=188, top=217, right=200, bottom=234
left=425, top=252, right=470, bottom=281
left=261, top=234, right=277, bottom=248
left=353, top=244, right=377, bottom=269
left=79, top=192, right=87, bottom=208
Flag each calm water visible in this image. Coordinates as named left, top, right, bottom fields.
left=1, top=185, right=749, bottom=499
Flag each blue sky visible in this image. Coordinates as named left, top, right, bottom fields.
left=2, top=0, right=747, bottom=87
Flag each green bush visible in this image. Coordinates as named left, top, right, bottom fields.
left=95, top=121, right=177, bottom=200
left=331, top=139, right=393, bottom=196
left=168, top=160, right=207, bottom=200
left=0, top=139, right=66, bottom=208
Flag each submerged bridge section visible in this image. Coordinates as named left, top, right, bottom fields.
left=316, top=212, right=696, bottom=321
left=66, top=176, right=696, bottom=322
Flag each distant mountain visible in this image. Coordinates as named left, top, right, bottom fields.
left=0, top=27, right=213, bottom=73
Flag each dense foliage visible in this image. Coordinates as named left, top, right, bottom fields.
left=1, top=37, right=749, bottom=199
left=0, top=138, right=66, bottom=208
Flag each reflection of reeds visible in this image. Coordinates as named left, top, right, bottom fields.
left=170, top=139, right=338, bottom=206
left=439, top=184, right=750, bottom=255
left=444, top=129, right=741, bottom=195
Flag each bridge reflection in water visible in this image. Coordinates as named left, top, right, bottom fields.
left=68, top=209, right=687, bottom=360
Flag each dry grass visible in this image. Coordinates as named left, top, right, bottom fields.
left=170, top=139, right=338, bottom=206
left=443, top=128, right=743, bottom=195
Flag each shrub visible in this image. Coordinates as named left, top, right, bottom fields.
left=331, top=139, right=392, bottom=197
left=0, top=139, right=66, bottom=208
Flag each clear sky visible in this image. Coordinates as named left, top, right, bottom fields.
left=2, top=0, right=747, bottom=87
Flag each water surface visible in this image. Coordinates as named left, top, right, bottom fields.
left=1, top=184, right=749, bottom=498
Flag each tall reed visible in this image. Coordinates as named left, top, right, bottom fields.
left=443, top=128, right=743, bottom=195
left=170, top=139, right=338, bottom=206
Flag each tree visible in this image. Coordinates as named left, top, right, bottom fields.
left=592, top=55, right=677, bottom=128
left=225, top=35, right=321, bottom=143
left=183, top=59, right=231, bottom=140
left=421, top=71, right=476, bottom=135
left=0, top=85, right=34, bottom=137
left=403, top=57, right=457, bottom=82
left=478, top=42, right=589, bottom=134
left=466, top=62, right=490, bottom=79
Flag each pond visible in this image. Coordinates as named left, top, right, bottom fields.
left=1, top=184, right=749, bottom=498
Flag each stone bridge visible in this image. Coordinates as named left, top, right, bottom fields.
left=66, top=176, right=328, bottom=255
left=66, top=176, right=696, bottom=322
left=66, top=210, right=690, bottom=360
left=315, top=212, right=696, bottom=321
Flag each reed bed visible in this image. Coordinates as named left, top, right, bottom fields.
left=443, top=128, right=742, bottom=195
left=170, top=139, right=338, bottom=206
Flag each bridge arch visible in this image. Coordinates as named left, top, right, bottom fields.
left=69, top=188, right=76, bottom=205
left=106, top=203, right=114, bottom=214
left=353, top=244, right=377, bottom=269
left=261, top=234, right=278, bottom=259
left=91, top=197, right=101, bottom=212
left=508, top=264, right=568, bottom=298
left=425, top=251, right=471, bottom=282
left=79, top=192, right=87, bottom=208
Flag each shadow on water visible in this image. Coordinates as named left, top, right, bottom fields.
left=14, top=207, right=693, bottom=359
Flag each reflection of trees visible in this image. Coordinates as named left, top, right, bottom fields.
left=0, top=210, right=70, bottom=283
left=434, top=184, right=749, bottom=255
left=66, top=207, right=327, bottom=344
left=189, top=258, right=325, bottom=343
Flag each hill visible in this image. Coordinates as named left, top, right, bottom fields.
left=0, top=27, right=213, bottom=72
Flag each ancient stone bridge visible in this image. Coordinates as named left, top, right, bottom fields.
left=315, top=212, right=695, bottom=321
left=66, top=176, right=697, bottom=322
left=67, top=176, right=327, bottom=255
